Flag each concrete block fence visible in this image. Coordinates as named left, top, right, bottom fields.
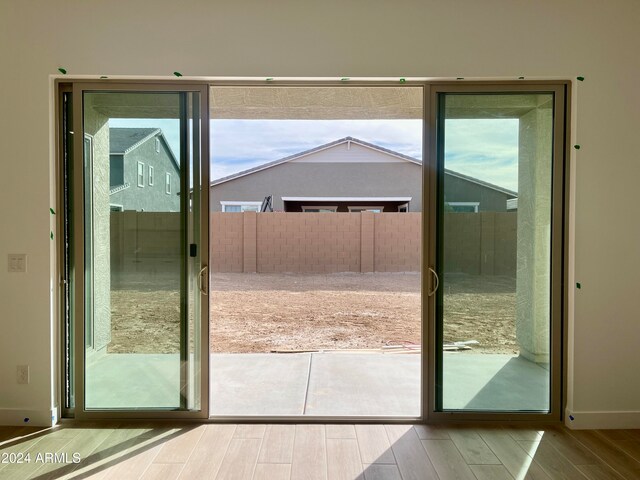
left=110, top=211, right=516, bottom=275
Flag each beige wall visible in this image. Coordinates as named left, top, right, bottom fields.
left=211, top=212, right=423, bottom=274
left=1, top=0, right=639, bottom=428
left=444, top=213, right=517, bottom=276
left=119, top=211, right=512, bottom=275
left=110, top=211, right=182, bottom=270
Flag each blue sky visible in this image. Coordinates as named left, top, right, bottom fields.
left=110, top=118, right=519, bottom=192
left=444, top=119, right=519, bottom=192
left=210, top=119, right=423, bottom=179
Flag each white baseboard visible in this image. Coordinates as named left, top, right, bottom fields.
left=0, top=408, right=56, bottom=427
left=565, top=408, right=640, bottom=429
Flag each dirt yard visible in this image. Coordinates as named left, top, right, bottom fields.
left=210, top=273, right=421, bottom=353
left=108, top=272, right=518, bottom=355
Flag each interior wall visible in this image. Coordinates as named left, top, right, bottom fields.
left=0, top=0, right=638, bottom=427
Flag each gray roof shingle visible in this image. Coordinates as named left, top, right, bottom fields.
left=109, top=128, right=159, bottom=154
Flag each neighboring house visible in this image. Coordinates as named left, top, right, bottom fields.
left=211, top=137, right=517, bottom=213
left=109, top=128, right=180, bottom=212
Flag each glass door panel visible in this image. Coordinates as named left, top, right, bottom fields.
left=79, top=89, right=205, bottom=411
left=436, top=92, right=557, bottom=412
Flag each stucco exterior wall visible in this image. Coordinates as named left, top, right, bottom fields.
left=83, top=98, right=111, bottom=352
left=444, top=175, right=515, bottom=212
left=110, top=137, right=180, bottom=212
left=211, top=162, right=423, bottom=212
left=212, top=161, right=514, bottom=214
left=516, top=103, right=554, bottom=364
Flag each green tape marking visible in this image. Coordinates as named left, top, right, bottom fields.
left=456, top=77, right=464, bottom=80
left=173, top=71, right=183, bottom=77
left=266, top=77, right=274, bottom=82
left=518, top=76, right=525, bottom=80
left=576, top=282, right=581, bottom=289
left=100, top=76, right=108, bottom=79
left=574, top=144, right=581, bottom=150
left=50, top=208, right=56, bottom=215
left=50, top=231, right=54, bottom=240
left=58, top=67, right=67, bottom=75
left=399, top=78, right=406, bottom=83
left=340, top=77, right=350, bottom=81
left=577, top=76, right=585, bottom=81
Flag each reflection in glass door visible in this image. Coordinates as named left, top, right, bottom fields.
left=433, top=88, right=565, bottom=415
left=75, top=87, right=208, bottom=413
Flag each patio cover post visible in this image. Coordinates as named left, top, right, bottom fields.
left=515, top=97, right=553, bottom=364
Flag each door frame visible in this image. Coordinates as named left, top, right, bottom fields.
left=56, top=79, right=570, bottom=423
left=61, top=81, right=210, bottom=420
left=425, top=82, right=570, bottom=423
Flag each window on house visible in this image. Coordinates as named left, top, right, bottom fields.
left=221, top=202, right=262, bottom=212
left=165, top=172, right=171, bottom=194
left=398, top=203, right=409, bottom=212
left=148, top=166, right=154, bottom=186
left=302, top=206, right=338, bottom=212
left=137, top=162, right=144, bottom=187
left=347, top=206, right=383, bottom=213
left=155, top=137, right=160, bottom=153
left=446, top=202, right=479, bottom=213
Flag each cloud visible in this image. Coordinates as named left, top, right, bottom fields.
left=444, top=119, right=519, bottom=191
left=210, top=119, right=423, bottom=179
left=109, top=117, right=520, bottom=192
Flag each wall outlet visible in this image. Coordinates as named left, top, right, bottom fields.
left=17, top=365, right=29, bottom=384
left=8, top=254, right=27, bottom=273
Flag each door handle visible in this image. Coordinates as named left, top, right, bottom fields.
left=428, top=267, right=439, bottom=296
left=198, top=265, right=208, bottom=296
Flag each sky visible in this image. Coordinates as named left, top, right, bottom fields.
left=444, top=119, right=519, bottom=192
left=110, top=118, right=519, bottom=192
left=210, top=119, right=423, bottom=179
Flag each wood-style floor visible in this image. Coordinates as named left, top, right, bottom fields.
left=0, top=423, right=639, bottom=479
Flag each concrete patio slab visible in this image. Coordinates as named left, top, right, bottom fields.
left=210, top=353, right=311, bottom=415
left=83, top=351, right=549, bottom=415
left=443, top=353, right=549, bottom=411
left=303, top=353, right=421, bottom=416
left=85, top=353, right=180, bottom=409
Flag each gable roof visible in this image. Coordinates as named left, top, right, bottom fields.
left=109, top=128, right=160, bottom=154
left=444, top=169, right=517, bottom=197
left=211, top=136, right=518, bottom=197
left=109, top=127, right=180, bottom=172
left=211, top=136, right=419, bottom=186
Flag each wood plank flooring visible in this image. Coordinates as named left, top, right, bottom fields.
left=0, top=424, right=639, bottom=479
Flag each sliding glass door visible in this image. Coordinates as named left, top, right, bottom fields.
left=428, top=84, right=566, bottom=419
left=60, top=80, right=565, bottom=422
left=70, top=84, right=209, bottom=417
